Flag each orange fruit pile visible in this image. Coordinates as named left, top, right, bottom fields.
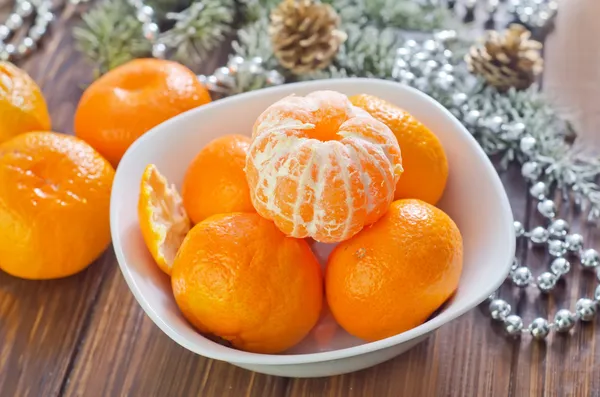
left=138, top=90, right=462, bottom=353
left=326, top=199, right=463, bottom=341
left=172, top=213, right=323, bottom=354
left=350, top=94, right=448, bottom=205
left=0, top=132, right=114, bottom=280
left=0, top=62, right=51, bottom=144
left=246, top=90, right=403, bottom=243
left=182, top=134, right=254, bottom=224
left=75, top=59, right=211, bottom=166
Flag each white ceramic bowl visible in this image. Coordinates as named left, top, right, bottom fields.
left=110, top=78, right=515, bottom=378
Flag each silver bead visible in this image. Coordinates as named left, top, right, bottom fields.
left=0, top=25, right=10, bottom=41
left=434, top=29, right=457, bottom=43
left=266, top=70, right=284, bottom=86
left=435, top=72, right=454, bottom=90
left=529, top=181, right=547, bottom=200
left=0, top=49, right=9, bottom=61
left=16, top=1, right=33, bottom=18
left=548, top=240, right=567, bottom=257
left=575, top=298, right=597, bottom=321
left=537, top=272, right=557, bottom=292
left=566, top=233, right=584, bottom=252
left=38, top=11, right=53, bottom=24
left=464, top=110, right=481, bottom=126
left=399, top=71, right=415, bottom=84
left=554, top=309, right=576, bottom=332
left=422, top=59, right=438, bottom=75
left=136, top=5, right=154, bottom=22
left=213, top=66, right=235, bottom=88
left=404, top=39, right=418, bottom=49
left=514, top=221, right=525, bottom=237
left=595, top=285, right=600, bottom=302
left=4, top=43, right=15, bottom=56
left=16, top=37, right=34, bottom=56
left=503, top=121, right=526, bottom=140
left=550, top=257, right=571, bottom=277
left=227, top=56, right=245, bottom=74
left=597, top=266, right=600, bottom=282
left=413, top=51, right=428, bottom=64
left=521, top=161, right=541, bottom=181
left=529, top=226, right=549, bottom=244
left=393, top=57, right=407, bottom=70
left=519, top=135, right=536, bottom=154
left=441, top=64, right=454, bottom=74
left=6, top=14, right=23, bottom=31
left=248, top=57, right=264, bottom=74
left=422, top=39, right=439, bottom=52
left=581, top=249, right=600, bottom=268
left=197, top=74, right=207, bottom=85
left=512, top=267, right=533, bottom=287
left=395, top=47, right=411, bottom=60
left=504, top=315, right=523, bottom=336
left=29, top=25, right=46, bottom=41
left=548, top=219, right=569, bottom=238
left=486, top=116, right=504, bottom=133
left=143, top=23, right=159, bottom=41
left=537, top=199, right=556, bottom=218
left=151, top=42, right=167, bottom=58
left=529, top=318, right=550, bottom=340
left=451, top=92, right=467, bottom=107
left=489, top=299, right=511, bottom=320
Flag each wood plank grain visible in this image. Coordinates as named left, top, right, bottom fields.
left=287, top=165, right=530, bottom=397
left=0, top=5, right=113, bottom=397
left=0, top=252, right=111, bottom=397
left=61, top=265, right=289, bottom=397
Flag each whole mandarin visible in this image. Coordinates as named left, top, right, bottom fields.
left=0, top=62, right=51, bottom=143
left=246, top=90, right=403, bottom=243
left=0, top=132, right=114, bottom=279
left=182, top=134, right=254, bottom=224
left=350, top=94, right=448, bottom=205
left=74, top=59, right=211, bottom=166
left=326, top=199, right=463, bottom=342
left=172, top=212, right=323, bottom=354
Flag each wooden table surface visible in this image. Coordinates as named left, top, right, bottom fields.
left=1, top=1, right=600, bottom=396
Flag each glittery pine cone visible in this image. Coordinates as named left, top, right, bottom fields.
left=465, top=24, right=544, bottom=91
left=269, top=0, right=347, bottom=75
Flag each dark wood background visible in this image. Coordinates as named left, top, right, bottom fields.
left=1, top=1, right=600, bottom=396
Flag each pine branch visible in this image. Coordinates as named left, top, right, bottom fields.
left=159, top=0, right=235, bottom=66
left=73, top=0, right=151, bottom=77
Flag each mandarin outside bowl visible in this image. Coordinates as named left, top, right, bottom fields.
left=110, top=78, right=515, bottom=378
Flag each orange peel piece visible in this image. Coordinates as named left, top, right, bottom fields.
left=138, top=164, right=190, bottom=275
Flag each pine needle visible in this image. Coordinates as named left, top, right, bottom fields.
left=73, top=0, right=151, bottom=77
left=158, top=0, right=235, bottom=66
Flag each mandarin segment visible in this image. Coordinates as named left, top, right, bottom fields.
left=182, top=134, right=254, bottom=224
left=326, top=199, right=463, bottom=342
left=0, top=132, right=114, bottom=280
left=350, top=94, right=448, bottom=205
left=171, top=213, right=323, bottom=354
left=138, top=164, right=191, bottom=275
left=246, top=90, right=403, bottom=243
left=74, top=59, right=211, bottom=166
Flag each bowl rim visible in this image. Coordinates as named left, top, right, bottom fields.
left=111, top=78, right=515, bottom=366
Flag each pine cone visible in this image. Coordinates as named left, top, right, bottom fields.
left=465, top=24, right=544, bottom=92
left=269, top=0, right=347, bottom=75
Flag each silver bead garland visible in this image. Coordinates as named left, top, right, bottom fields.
left=0, top=0, right=54, bottom=61
left=488, top=178, right=600, bottom=338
